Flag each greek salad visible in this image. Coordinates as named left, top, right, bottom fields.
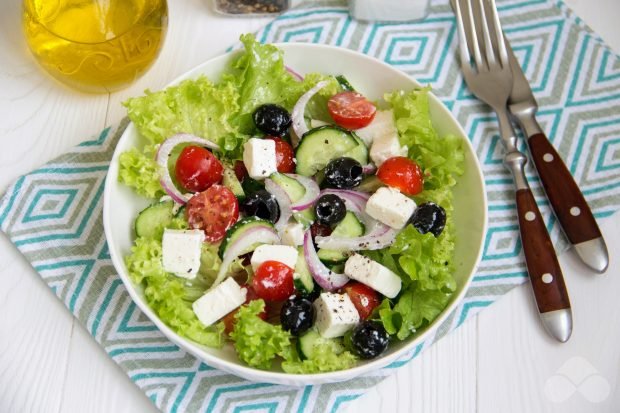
left=120, top=35, right=464, bottom=373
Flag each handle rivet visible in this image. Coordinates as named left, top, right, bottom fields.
left=543, top=153, right=554, bottom=162
left=570, top=207, right=581, bottom=216
left=542, top=273, right=553, bottom=284
left=525, top=211, right=536, bottom=221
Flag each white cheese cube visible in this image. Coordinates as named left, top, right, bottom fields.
left=369, top=129, right=408, bottom=166
left=355, top=110, right=397, bottom=147
left=192, top=278, right=247, bottom=327
left=365, top=187, right=416, bottom=229
left=281, top=222, right=305, bottom=246
left=250, top=244, right=299, bottom=271
left=313, top=292, right=360, bottom=338
left=243, top=138, right=277, bottom=180
left=161, top=229, right=205, bottom=279
left=344, top=253, right=402, bottom=298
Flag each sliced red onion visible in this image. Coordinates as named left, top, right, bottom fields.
left=285, top=174, right=320, bottom=211
left=303, top=230, right=349, bottom=291
left=291, top=80, right=329, bottom=140
left=315, top=223, right=398, bottom=252
left=265, top=178, right=292, bottom=232
left=212, top=226, right=280, bottom=287
left=155, top=134, right=221, bottom=204
left=316, top=189, right=397, bottom=251
left=285, top=65, right=304, bottom=81
left=362, top=164, right=377, bottom=175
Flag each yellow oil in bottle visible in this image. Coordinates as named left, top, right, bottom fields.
left=23, top=0, right=168, bottom=93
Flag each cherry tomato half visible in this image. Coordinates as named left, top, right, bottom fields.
left=265, top=137, right=295, bottom=173
left=344, top=282, right=381, bottom=320
left=377, top=156, right=424, bottom=195
left=252, top=260, right=295, bottom=302
left=327, top=91, right=377, bottom=130
left=186, top=185, right=239, bottom=243
left=222, top=286, right=267, bottom=335
left=175, top=145, right=224, bottom=192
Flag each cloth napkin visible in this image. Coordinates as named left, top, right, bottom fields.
left=1, top=0, right=619, bottom=411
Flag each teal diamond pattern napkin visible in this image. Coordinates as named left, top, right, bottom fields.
left=1, top=0, right=619, bottom=411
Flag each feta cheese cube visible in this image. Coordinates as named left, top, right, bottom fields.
left=281, top=222, right=305, bottom=246
left=355, top=110, right=397, bottom=147
left=313, top=292, right=360, bottom=338
left=161, top=229, right=205, bottom=279
left=344, top=253, right=402, bottom=298
left=369, top=127, right=408, bottom=166
left=365, top=187, right=416, bottom=229
left=192, top=278, right=247, bottom=327
left=243, top=138, right=277, bottom=180
left=250, top=244, right=299, bottom=271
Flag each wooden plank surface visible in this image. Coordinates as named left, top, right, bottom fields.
left=0, top=0, right=617, bottom=412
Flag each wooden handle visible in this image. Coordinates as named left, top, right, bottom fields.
left=516, top=188, right=571, bottom=313
left=528, top=132, right=602, bottom=244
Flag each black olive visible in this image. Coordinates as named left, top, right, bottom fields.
left=314, top=194, right=346, bottom=226
left=253, top=104, right=292, bottom=136
left=280, top=297, right=314, bottom=336
left=410, top=202, right=447, bottom=237
left=242, top=190, right=280, bottom=223
left=351, top=321, right=389, bottom=359
left=324, top=157, right=363, bottom=189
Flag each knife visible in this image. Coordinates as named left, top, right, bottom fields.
left=506, top=38, right=609, bottom=273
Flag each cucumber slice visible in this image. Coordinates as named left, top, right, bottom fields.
left=134, top=201, right=175, bottom=239
left=218, top=216, right=274, bottom=259
left=298, top=330, right=345, bottom=360
left=270, top=173, right=305, bottom=202
left=356, top=175, right=384, bottom=193
left=317, top=212, right=365, bottom=263
left=295, top=126, right=368, bottom=176
left=222, top=167, right=245, bottom=200
left=294, top=246, right=315, bottom=294
left=293, top=208, right=315, bottom=227
left=336, top=75, right=356, bottom=92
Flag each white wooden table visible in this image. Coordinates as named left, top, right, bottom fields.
left=1, top=1, right=618, bottom=412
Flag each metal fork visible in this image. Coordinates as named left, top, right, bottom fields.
left=453, top=0, right=572, bottom=342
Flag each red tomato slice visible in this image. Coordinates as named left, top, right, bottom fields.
left=327, top=91, right=377, bottom=130
left=252, top=260, right=295, bottom=302
left=186, top=185, right=239, bottom=243
left=344, top=281, right=381, bottom=320
left=377, top=156, right=424, bottom=195
left=265, top=136, right=295, bottom=173
left=222, top=286, right=266, bottom=335
left=175, top=145, right=223, bottom=192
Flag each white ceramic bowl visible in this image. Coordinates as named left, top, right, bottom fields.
left=103, top=43, right=488, bottom=386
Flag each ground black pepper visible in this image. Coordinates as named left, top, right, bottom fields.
left=214, top=0, right=289, bottom=14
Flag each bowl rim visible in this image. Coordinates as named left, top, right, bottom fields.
left=103, top=42, right=488, bottom=385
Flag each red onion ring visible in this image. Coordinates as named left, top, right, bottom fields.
left=303, top=230, right=349, bottom=291
left=291, top=80, right=329, bottom=140
left=285, top=65, right=304, bottom=82
left=265, top=178, right=293, bottom=232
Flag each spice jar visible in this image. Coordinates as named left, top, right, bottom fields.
left=213, top=0, right=290, bottom=15
left=349, top=0, right=430, bottom=22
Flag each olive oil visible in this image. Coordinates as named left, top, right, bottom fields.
left=23, top=0, right=167, bottom=93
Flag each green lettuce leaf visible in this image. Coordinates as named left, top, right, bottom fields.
left=125, top=237, right=224, bottom=348
left=230, top=300, right=292, bottom=369
left=386, top=88, right=464, bottom=189
left=123, top=75, right=244, bottom=157
left=118, top=146, right=164, bottom=199
left=281, top=339, right=357, bottom=374
left=376, top=287, right=451, bottom=340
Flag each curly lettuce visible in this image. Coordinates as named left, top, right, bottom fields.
left=386, top=88, right=464, bottom=189
left=118, top=146, right=164, bottom=199
left=282, top=338, right=357, bottom=374
left=230, top=300, right=292, bottom=369
left=125, top=237, right=224, bottom=348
